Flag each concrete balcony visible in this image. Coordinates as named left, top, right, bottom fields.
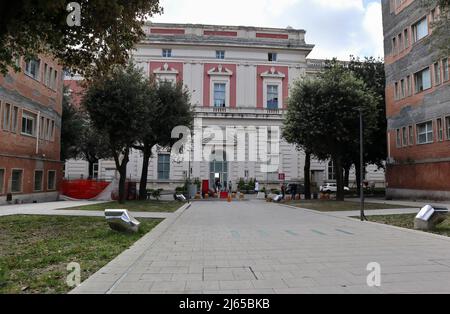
left=193, top=106, right=285, bottom=120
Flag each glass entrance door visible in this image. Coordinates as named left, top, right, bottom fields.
left=209, top=152, right=228, bottom=191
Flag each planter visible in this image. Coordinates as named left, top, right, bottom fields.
left=187, top=184, right=198, bottom=198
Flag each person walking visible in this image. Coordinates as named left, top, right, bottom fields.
left=255, top=180, right=260, bottom=194
left=281, top=183, right=286, bottom=200
left=291, top=183, right=297, bottom=201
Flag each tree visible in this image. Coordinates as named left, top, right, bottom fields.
left=344, top=56, right=386, bottom=192
left=60, top=86, right=83, bottom=162
left=283, top=79, right=324, bottom=200
left=0, top=1, right=162, bottom=77
left=284, top=64, right=380, bottom=201
left=82, top=63, right=147, bottom=203
left=134, top=80, right=194, bottom=200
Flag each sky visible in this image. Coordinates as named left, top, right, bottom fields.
left=150, top=0, right=384, bottom=60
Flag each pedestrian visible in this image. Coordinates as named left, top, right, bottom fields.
left=281, top=183, right=286, bottom=200
left=228, top=180, right=232, bottom=193
left=255, top=180, right=260, bottom=194
left=291, top=183, right=297, bottom=201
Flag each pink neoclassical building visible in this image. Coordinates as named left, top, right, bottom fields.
left=65, top=23, right=385, bottom=190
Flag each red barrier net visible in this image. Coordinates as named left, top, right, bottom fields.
left=61, top=179, right=110, bottom=199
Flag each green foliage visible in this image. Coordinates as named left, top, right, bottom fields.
left=60, top=86, right=84, bottom=161
left=283, top=62, right=380, bottom=200
left=422, top=0, right=450, bottom=57
left=82, top=62, right=149, bottom=202
left=0, top=1, right=162, bottom=78
left=147, top=189, right=163, bottom=200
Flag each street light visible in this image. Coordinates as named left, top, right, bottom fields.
left=358, top=108, right=367, bottom=221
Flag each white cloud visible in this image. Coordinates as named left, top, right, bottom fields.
left=151, top=0, right=384, bottom=60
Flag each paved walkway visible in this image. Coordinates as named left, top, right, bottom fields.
left=72, top=200, right=450, bottom=294
left=0, top=200, right=172, bottom=219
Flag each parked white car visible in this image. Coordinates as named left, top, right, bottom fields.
left=320, top=183, right=350, bottom=193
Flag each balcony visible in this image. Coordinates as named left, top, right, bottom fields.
left=194, top=106, right=284, bottom=120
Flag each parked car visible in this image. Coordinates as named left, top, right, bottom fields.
left=285, top=183, right=305, bottom=195
left=320, top=183, right=350, bottom=193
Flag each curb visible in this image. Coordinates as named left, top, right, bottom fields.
left=279, top=203, right=450, bottom=243
left=70, top=201, right=191, bottom=294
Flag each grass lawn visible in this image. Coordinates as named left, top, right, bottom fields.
left=61, top=200, right=183, bottom=213
left=289, top=200, right=415, bottom=212
left=366, top=213, right=450, bottom=237
left=0, top=215, right=161, bottom=294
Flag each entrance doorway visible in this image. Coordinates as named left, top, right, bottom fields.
left=209, top=151, right=228, bottom=191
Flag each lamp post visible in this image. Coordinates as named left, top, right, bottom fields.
left=358, top=108, right=367, bottom=221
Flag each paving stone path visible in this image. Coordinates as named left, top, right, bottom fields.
left=71, top=200, right=450, bottom=294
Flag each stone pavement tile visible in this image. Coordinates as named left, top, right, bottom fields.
left=283, top=277, right=318, bottom=288
left=171, top=273, right=203, bottom=281
left=203, top=290, right=240, bottom=294
left=159, top=266, right=189, bottom=274
left=204, top=272, right=236, bottom=281
left=150, top=281, right=187, bottom=292
left=238, top=289, right=275, bottom=294
left=186, top=281, right=220, bottom=291
left=251, top=279, right=288, bottom=289
left=140, top=273, right=173, bottom=281
left=274, top=287, right=312, bottom=294
left=219, top=280, right=254, bottom=290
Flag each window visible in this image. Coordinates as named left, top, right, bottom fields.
left=25, top=59, right=40, bottom=80
left=52, top=70, right=58, bottom=89
left=437, top=118, right=443, bottom=141
left=21, top=111, right=36, bottom=136
left=434, top=62, right=441, bottom=85
left=157, top=154, right=170, bottom=180
left=406, top=75, right=412, bottom=96
left=328, top=161, right=335, bottom=181
left=39, top=116, right=45, bottom=139
left=447, top=117, right=450, bottom=140
left=47, top=170, right=56, bottom=190
left=216, top=50, right=225, bottom=59
left=2, top=103, right=11, bottom=130
left=394, top=82, right=399, bottom=99
left=443, top=58, right=449, bottom=81
left=402, top=127, right=408, bottom=147
left=398, top=33, right=403, bottom=51
left=34, top=170, right=43, bottom=191
left=0, top=169, right=4, bottom=194
left=392, top=37, right=397, bottom=54
left=414, top=67, right=431, bottom=93
left=11, top=169, right=23, bottom=193
left=417, top=121, right=433, bottom=144
left=404, top=28, right=409, bottom=48
left=268, top=53, right=277, bottom=62
left=396, top=129, right=402, bottom=147
left=400, top=79, right=405, bottom=98
left=409, top=125, right=414, bottom=145
left=162, top=49, right=172, bottom=58
left=267, top=85, right=279, bottom=109
left=213, top=83, right=226, bottom=107
left=49, top=120, right=55, bottom=141
left=11, top=106, right=18, bottom=133
left=412, top=17, right=428, bottom=42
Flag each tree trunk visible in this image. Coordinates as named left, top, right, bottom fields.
left=304, top=151, right=311, bottom=200
left=344, top=165, right=350, bottom=188
left=333, top=156, right=345, bottom=201
left=139, top=148, right=151, bottom=200
left=113, top=148, right=130, bottom=204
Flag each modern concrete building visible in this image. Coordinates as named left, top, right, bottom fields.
left=0, top=55, right=63, bottom=204
left=65, top=23, right=385, bottom=191
left=382, top=0, right=450, bottom=199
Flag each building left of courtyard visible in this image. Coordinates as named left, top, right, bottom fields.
left=0, top=55, right=63, bottom=205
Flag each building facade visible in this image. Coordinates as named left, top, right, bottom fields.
left=382, top=0, right=450, bottom=199
left=0, top=55, right=63, bottom=204
left=65, top=23, right=385, bottom=191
